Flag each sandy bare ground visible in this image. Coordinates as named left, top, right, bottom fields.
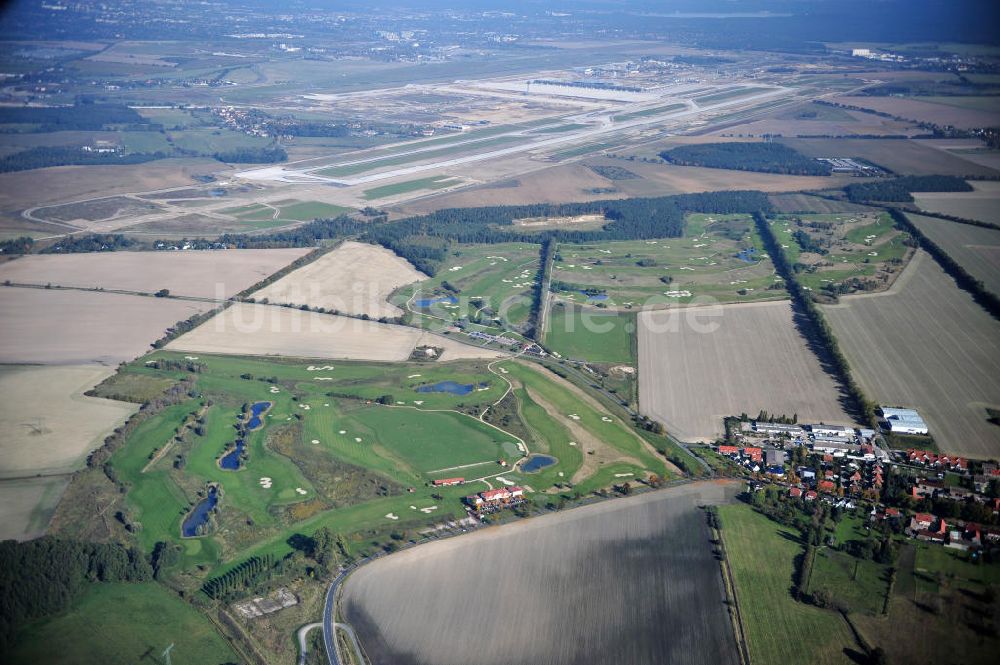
left=0, top=248, right=310, bottom=299
left=638, top=301, right=853, bottom=442
left=0, top=476, right=70, bottom=542
left=907, top=213, right=1000, bottom=297
left=167, top=302, right=505, bottom=362
left=822, top=251, right=1000, bottom=458
left=913, top=181, right=1000, bottom=226
left=342, top=481, right=740, bottom=665
left=0, top=288, right=213, bottom=364
left=0, top=365, right=137, bottom=477
left=252, top=242, right=425, bottom=318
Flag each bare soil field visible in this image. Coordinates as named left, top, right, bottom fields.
left=0, top=248, right=309, bottom=299
left=252, top=242, right=425, bottom=318
left=907, top=213, right=1000, bottom=296
left=911, top=139, right=1000, bottom=172
left=0, top=288, right=213, bottom=364
left=913, top=180, right=1000, bottom=225
left=769, top=193, right=876, bottom=214
left=0, top=158, right=226, bottom=214
left=0, top=364, right=137, bottom=477
left=780, top=138, right=999, bottom=177
left=638, top=301, right=853, bottom=442
left=832, top=96, right=1000, bottom=130
left=821, top=252, right=1000, bottom=458
left=0, top=476, right=70, bottom=542
left=166, top=302, right=505, bottom=362
left=342, top=481, right=740, bottom=665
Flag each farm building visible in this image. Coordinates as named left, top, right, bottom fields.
left=810, top=424, right=853, bottom=438
left=881, top=407, right=929, bottom=435
left=433, top=477, right=464, bottom=487
left=812, top=440, right=859, bottom=456
left=749, top=422, right=804, bottom=437
left=765, top=448, right=786, bottom=466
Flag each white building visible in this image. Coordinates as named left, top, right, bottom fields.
left=810, top=424, right=853, bottom=438
left=881, top=407, right=929, bottom=435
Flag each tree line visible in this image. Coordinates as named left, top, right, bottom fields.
left=845, top=175, right=973, bottom=203
left=889, top=208, right=1000, bottom=318
left=753, top=212, right=877, bottom=426
left=0, top=103, right=147, bottom=131
left=660, top=142, right=832, bottom=176
left=0, top=147, right=169, bottom=173
left=0, top=537, right=153, bottom=655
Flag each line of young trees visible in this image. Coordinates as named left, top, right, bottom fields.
left=753, top=212, right=877, bottom=426
left=0, top=537, right=153, bottom=655
left=201, top=554, right=275, bottom=600
left=528, top=238, right=556, bottom=340
left=888, top=208, right=1000, bottom=318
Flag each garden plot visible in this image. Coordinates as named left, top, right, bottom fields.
left=638, top=301, right=853, bottom=442
left=253, top=241, right=426, bottom=318
left=0, top=248, right=310, bottom=299
left=906, top=213, right=1000, bottom=297
left=550, top=214, right=785, bottom=309
left=166, top=302, right=505, bottom=362
left=821, top=252, right=1000, bottom=458
left=342, top=482, right=740, bottom=665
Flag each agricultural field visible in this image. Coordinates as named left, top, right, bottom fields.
left=768, top=193, right=875, bottom=214
left=0, top=248, right=311, bottom=299
left=907, top=214, right=1000, bottom=296
left=166, top=302, right=506, bottom=363
left=913, top=180, right=1000, bottom=225
left=395, top=242, right=541, bottom=331
left=0, top=476, right=69, bottom=542
left=776, top=211, right=914, bottom=295
left=718, top=503, right=857, bottom=664
left=852, top=543, right=1000, bottom=665
left=549, top=214, right=786, bottom=308
left=0, top=288, right=213, bottom=364
left=821, top=251, right=1000, bottom=458
left=638, top=301, right=854, bottom=442
left=0, top=365, right=137, bottom=477
left=7, top=582, right=239, bottom=665
left=342, top=482, right=740, bottom=665
left=831, top=95, right=1000, bottom=130
left=253, top=242, right=426, bottom=319
left=780, top=138, right=999, bottom=177
left=544, top=303, right=635, bottom=365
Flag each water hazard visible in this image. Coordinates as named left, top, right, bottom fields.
left=220, top=401, right=270, bottom=470
left=521, top=454, right=557, bottom=472
left=182, top=486, right=218, bottom=537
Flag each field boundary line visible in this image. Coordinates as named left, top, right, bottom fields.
left=713, top=510, right=752, bottom=665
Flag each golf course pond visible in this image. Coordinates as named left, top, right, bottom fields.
left=181, top=486, right=218, bottom=538
left=416, top=381, right=487, bottom=396
left=219, top=401, right=271, bottom=471
left=521, top=454, right=557, bottom=472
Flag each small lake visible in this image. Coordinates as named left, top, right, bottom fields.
left=414, top=295, right=458, bottom=308
left=416, top=380, right=486, bottom=395
left=219, top=440, right=245, bottom=470
left=182, top=486, right=218, bottom=538
left=246, top=401, right=271, bottom=430
left=735, top=247, right=757, bottom=263
left=521, top=454, right=557, bottom=472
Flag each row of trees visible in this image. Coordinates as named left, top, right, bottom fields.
left=0, top=103, right=147, bottom=131
left=201, top=553, right=276, bottom=600
left=844, top=175, right=973, bottom=203
left=0, top=537, right=153, bottom=654
left=660, top=142, right=832, bottom=176
left=528, top=238, right=556, bottom=340
left=753, top=212, right=877, bottom=426
left=0, top=147, right=167, bottom=173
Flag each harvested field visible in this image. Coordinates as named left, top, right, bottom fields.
left=821, top=252, right=1000, bottom=458
left=0, top=248, right=310, bottom=299
left=342, top=482, right=740, bottom=665
left=166, top=302, right=505, bottom=362
left=0, top=365, right=137, bottom=477
left=0, top=476, right=70, bottom=541
left=768, top=193, right=875, bottom=214
left=832, top=96, right=1000, bottom=131
left=0, top=288, right=213, bottom=364
left=907, top=213, right=1000, bottom=296
left=780, top=138, right=999, bottom=177
left=638, top=301, right=853, bottom=442
left=913, top=180, right=1000, bottom=225
left=252, top=242, right=424, bottom=318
